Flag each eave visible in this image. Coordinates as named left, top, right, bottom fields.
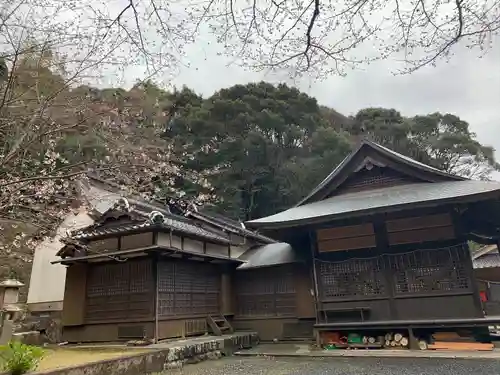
left=73, top=221, right=231, bottom=245
left=246, top=180, right=500, bottom=230
left=52, top=245, right=244, bottom=265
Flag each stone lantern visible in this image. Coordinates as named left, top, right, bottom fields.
left=0, top=279, right=24, bottom=308
left=0, top=279, right=25, bottom=344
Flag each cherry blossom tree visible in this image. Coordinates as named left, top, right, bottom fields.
left=0, top=40, right=203, bottom=282
left=4, top=0, right=498, bottom=82
left=0, top=49, right=201, bottom=236
left=38, top=0, right=497, bottom=78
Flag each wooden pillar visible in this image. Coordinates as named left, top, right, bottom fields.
left=373, top=216, right=397, bottom=320
left=308, top=230, right=322, bottom=349
left=452, top=207, right=484, bottom=317
left=62, top=264, right=87, bottom=326
left=407, top=328, right=420, bottom=350
left=221, top=268, right=233, bottom=315
left=153, top=254, right=159, bottom=343
left=463, top=241, right=485, bottom=317
left=295, top=264, right=316, bottom=318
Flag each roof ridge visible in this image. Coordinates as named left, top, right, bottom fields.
left=363, top=139, right=464, bottom=180
left=187, top=210, right=276, bottom=243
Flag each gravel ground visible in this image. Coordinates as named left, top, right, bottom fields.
left=162, top=356, right=500, bottom=375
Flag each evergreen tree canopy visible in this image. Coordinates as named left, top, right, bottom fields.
left=164, top=82, right=352, bottom=220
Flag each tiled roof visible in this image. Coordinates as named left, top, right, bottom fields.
left=73, top=212, right=231, bottom=244
left=247, top=179, right=500, bottom=228
left=80, top=175, right=267, bottom=245
left=473, top=253, right=500, bottom=269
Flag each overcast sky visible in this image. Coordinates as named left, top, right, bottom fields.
left=151, top=34, right=499, bottom=180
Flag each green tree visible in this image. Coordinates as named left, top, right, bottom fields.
left=347, top=108, right=499, bottom=180
left=165, top=82, right=351, bottom=220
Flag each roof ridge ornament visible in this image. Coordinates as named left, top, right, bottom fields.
left=354, top=157, right=387, bottom=172
left=113, top=197, right=131, bottom=212
left=148, top=210, right=165, bottom=224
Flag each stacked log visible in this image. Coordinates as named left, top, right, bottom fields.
left=384, top=332, right=409, bottom=348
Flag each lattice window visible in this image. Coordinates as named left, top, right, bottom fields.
left=235, top=266, right=296, bottom=317
left=85, top=259, right=153, bottom=322
left=157, top=260, right=220, bottom=317
left=390, top=245, right=470, bottom=294
left=317, top=257, right=386, bottom=299
left=335, top=166, right=417, bottom=195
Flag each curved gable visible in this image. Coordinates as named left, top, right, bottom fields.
left=296, top=140, right=464, bottom=206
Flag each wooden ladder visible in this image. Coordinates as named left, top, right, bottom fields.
left=207, top=315, right=233, bottom=336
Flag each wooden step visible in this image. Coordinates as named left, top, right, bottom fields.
left=207, top=315, right=233, bottom=336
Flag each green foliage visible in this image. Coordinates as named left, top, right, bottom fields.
left=165, top=82, right=352, bottom=220
left=0, top=341, right=44, bottom=375
left=162, top=85, right=499, bottom=220
left=468, top=241, right=482, bottom=254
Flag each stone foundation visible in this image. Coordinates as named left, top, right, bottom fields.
left=32, top=332, right=258, bottom=375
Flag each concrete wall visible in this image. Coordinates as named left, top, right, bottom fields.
left=27, top=210, right=94, bottom=312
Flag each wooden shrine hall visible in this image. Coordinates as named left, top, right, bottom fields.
left=245, top=140, right=500, bottom=345
left=54, top=140, right=500, bottom=345
left=53, top=193, right=309, bottom=343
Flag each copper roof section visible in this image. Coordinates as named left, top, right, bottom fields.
left=247, top=180, right=500, bottom=229
left=237, top=242, right=300, bottom=270
left=473, top=253, right=500, bottom=269
left=246, top=140, right=500, bottom=229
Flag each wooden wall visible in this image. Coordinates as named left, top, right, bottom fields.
left=232, top=263, right=315, bottom=340
left=313, top=211, right=482, bottom=323
left=121, top=233, right=154, bottom=250
left=85, top=259, right=154, bottom=323
left=62, top=259, right=155, bottom=343
left=62, top=257, right=228, bottom=342
left=63, top=322, right=155, bottom=343
left=317, top=223, right=376, bottom=253
left=385, top=213, right=455, bottom=246
left=87, top=238, right=119, bottom=254
left=157, top=259, right=220, bottom=318
left=156, top=232, right=230, bottom=258
left=316, top=213, right=455, bottom=254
